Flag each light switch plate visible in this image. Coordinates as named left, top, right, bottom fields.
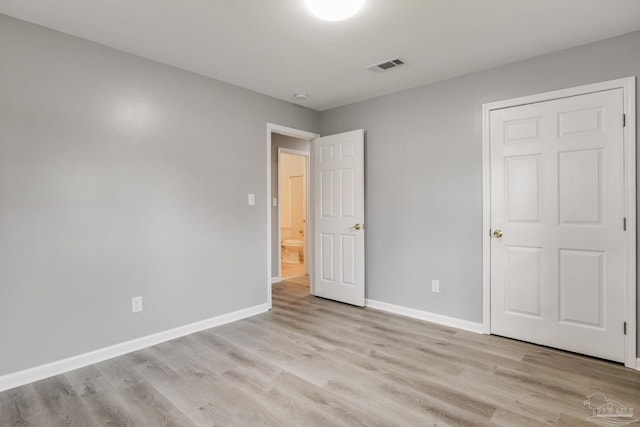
left=248, top=193, right=255, bottom=206
left=132, top=296, right=143, bottom=313
left=431, top=280, right=440, bottom=293
left=272, top=198, right=278, bottom=207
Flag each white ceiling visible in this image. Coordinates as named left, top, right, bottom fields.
left=2, top=0, right=640, bottom=111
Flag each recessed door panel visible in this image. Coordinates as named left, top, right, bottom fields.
left=505, top=246, right=541, bottom=317
left=559, top=249, right=603, bottom=327
left=320, top=170, right=334, bottom=218
left=559, top=150, right=602, bottom=225
left=504, top=117, right=541, bottom=143
left=341, top=168, right=355, bottom=219
left=321, top=145, right=334, bottom=161
left=341, top=142, right=355, bottom=159
left=320, top=233, right=334, bottom=282
left=505, top=155, right=541, bottom=223
left=559, top=108, right=603, bottom=138
left=341, top=234, right=356, bottom=286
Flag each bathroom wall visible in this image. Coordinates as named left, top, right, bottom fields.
left=270, top=134, right=310, bottom=279
left=280, top=153, right=306, bottom=243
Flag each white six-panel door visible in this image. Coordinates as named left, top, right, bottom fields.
left=490, top=89, right=626, bottom=362
left=313, top=130, right=365, bottom=306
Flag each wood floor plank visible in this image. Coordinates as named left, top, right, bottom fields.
left=195, top=338, right=283, bottom=392
left=144, top=337, right=218, bottom=375
left=268, top=371, right=403, bottom=427
left=317, top=347, right=496, bottom=425
left=0, top=385, right=49, bottom=427
left=142, top=369, right=238, bottom=426
left=221, top=370, right=346, bottom=427
left=174, top=366, right=286, bottom=427
left=70, top=375, right=138, bottom=427
left=522, top=347, right=640, bottom=388
left=31, top=376, right=99, bottom=427
left=458, top=369, right=561, bottom=424
left=64, top=366, right=102, bottom=386
left=134, top=351, right=183, bottom=386
left=119, top=382, right=198, bottom=427
left=94, top=353, right=148, bottom=391
left=491, top=408, right=557, bottom=427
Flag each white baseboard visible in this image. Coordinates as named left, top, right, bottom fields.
left=365, top=299, right=483, bottom=334
left=271, top=277, right=282, bottom=284
left=636, top=358, right=640, bottom=371
left=0, top=303, right=269, bottom=393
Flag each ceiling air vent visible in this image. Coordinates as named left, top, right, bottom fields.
left=367, top=58, right=406, bottom=73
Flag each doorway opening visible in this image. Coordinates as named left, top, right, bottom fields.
left=278, top=150, right=309, bottom=280
left=267, top=124, right=319, bottom=309
left=267, top=124, right=366, bottom=309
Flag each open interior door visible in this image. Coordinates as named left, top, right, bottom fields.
left=313, top=130, right=365, bottom=306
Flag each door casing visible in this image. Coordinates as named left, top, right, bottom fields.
left=481, top=77, right=637, bottom=369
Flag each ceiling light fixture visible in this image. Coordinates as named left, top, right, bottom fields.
left=294, top=93, right=308, bottom=100
left=304, top=0, right=366, bottom=21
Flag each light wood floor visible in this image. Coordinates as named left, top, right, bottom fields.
left=1, top=277, right=639, bottom=426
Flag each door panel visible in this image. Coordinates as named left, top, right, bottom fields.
left=505, top=155, right=541, bottom=222
left=341, top=234, right=356, bottom=286
left=559, top=150, right=602, bottom=224
left=490, top=89, right=625, bottom=362
left=504, top=245, right=542, bottom=317
left=320, top=170, right=334, bottom=217
left=320, top=233, right=334, bottom=281
left=559, top=249, right=603, bottom=327
left=314, top=130, right=365, bottom=306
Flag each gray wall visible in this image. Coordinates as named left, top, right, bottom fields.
left=321, top=30, right=640, bottom=351
left=270, top=134, right=310, bottom=278
left=0, top=14, right=319, bottom=376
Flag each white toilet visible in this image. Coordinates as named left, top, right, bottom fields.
left=282, top=239, right=304, bottom=264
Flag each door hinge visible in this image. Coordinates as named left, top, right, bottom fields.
left=624, top=217, right=627, bottom=231
left=623, top=114, right=626, bottom=127
left=624, top=322, right=627, bottom=335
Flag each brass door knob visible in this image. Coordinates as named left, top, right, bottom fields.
left=493, top=229, right=503, bottom=238
left=350, top=223, right=363, bottom=231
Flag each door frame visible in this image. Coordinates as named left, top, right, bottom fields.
left=481, top=77, right=637, bottom=369
left=277, top=147, right=310, bottom=278
left=266, top=123, right=319, bottom=309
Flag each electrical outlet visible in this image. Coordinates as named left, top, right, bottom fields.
left=431, top=280, right=440, bottom=293
left=247, top=193, right=255, bottom=206
left=272, top=198, right=278, bottom=207
left=132, top=296, right=143, bottom=313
